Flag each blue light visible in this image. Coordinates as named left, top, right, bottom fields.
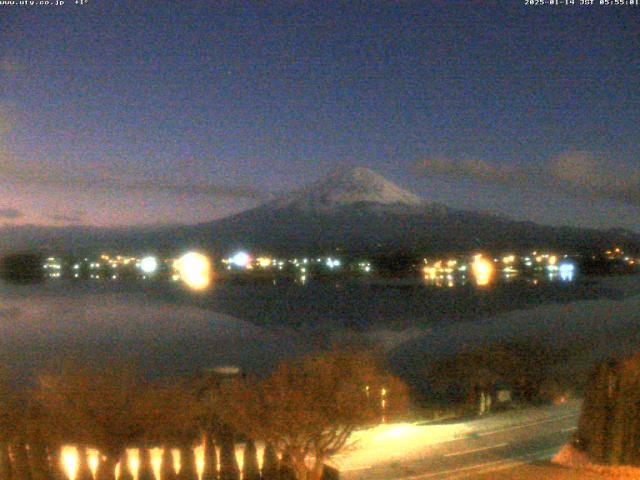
left=230, top=251, right=251, bottom=268
left=559, top=262, right=576, bottom=282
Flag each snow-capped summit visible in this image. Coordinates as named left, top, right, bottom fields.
left=273, top=166, right=424, bottom=210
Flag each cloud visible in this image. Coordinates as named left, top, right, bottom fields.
left=0, top=160, right=268, bottom=201
left=48, top=210, right=85, bottom=224
left=548, top=151, right=640, bottom=204
left=0, top=106, right=10, bottom=137
left=0, top=112, right=266, bottom=202
left=0, top=208, right=23, bottom=219
left=421, top=151, right=640, bottom=205
left=422, top=157, right=531, bottom=186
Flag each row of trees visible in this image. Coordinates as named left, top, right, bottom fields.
left=577, top=353, right=640, bottom=465
left=420, top=340, right=574, bottom=414
left=0, top=351, right=408, bottom=480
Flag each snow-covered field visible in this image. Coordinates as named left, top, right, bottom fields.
left=391, top=275, right=640, bottom=383
left=334, top=400, right=581, bottom=477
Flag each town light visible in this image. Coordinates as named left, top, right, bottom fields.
left=257, top=256, right=272, bottom=267
left=230, top=251, right=251, bottom=268
left=472, top=255, right=494, bottom=286
left=140, top=256, right=159, bottom=274
left=176, top=251, right=212, bottom=290
left=559, top=262, right=576, bottom=282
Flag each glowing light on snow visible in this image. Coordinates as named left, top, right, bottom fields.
left=61, top=446, right=79, bottom=480
left=150, top=448, right=163, bottom=480
left=128, top=449, right=140, bottom=480
left=172, top=449, right=181, bottom=474
left=87, top=449, right=100, bottom=479
left=194, top=445, right=205, bottom=480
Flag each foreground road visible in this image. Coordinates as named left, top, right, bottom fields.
left=335, top=400, right=581, bottom=480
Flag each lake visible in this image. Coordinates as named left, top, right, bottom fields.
left=1, top=275, right=638, bottom=382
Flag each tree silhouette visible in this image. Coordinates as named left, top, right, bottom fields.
left=36, top=364, right=146, bottom=480
left=241, top=440, right=259, bottom=480
left=261, top=443, right=278, bottom=480
left=201, top=432, right=217, bottom=480
left=25, top=401, right=52, bottom=480
left=77, top=446, right=93, bottom=480
left=137, top=379, right=200, bottom=480
left=578, top=353, right=640, bottom=465
left=117, top=450, right=134, bottom=480
left=160, top=448, right=177, bottom=480
left=0, top=369, right=17, bottom=480
left=137, top=447, right=154, bottom=480
left=218, top=425, right=239, bottom=480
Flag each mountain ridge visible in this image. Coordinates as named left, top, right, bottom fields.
left=1, top=167, right=638, bottom=256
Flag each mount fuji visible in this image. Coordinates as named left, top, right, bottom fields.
left=157, top=167, right=637, bottom=256
left=1, top=167, right=638, bottom=256
left=270, top=167, right=425, bottom=210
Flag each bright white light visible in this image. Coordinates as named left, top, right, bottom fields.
left=559, top=262, right=576, bottom=282
left=230, top=251, right=251, bottom=268
left=140, top=256, right=158, bottom=274
left=326, top=257, right=341, bottom=269
left=176, top=252, right=212, bottom=291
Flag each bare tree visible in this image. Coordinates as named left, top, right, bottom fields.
left=216, top=351, right=409, bottom=480
left=218, top=425, right=239, bottom=480
left=137, top=447, right=154, bottom=480
left=0, top=367, right=17, bottom=480
left=242, top=440, right=259, bottom=480
left=0, top=367, right=28, bottom=480
left=261, top=443, right=279, bottom=480
left=159, top=448, right=176, bottom=480
left=25, top=402, right=52, bottom=480
left=136, top=379, right=200, bottom=480
left=36, top=364, right=146, bottom=480
left=201, top=432, right=217, bottom=480
left=117, top=450, right=134, bottom=480
left=76, top=446, right=93, bottom=480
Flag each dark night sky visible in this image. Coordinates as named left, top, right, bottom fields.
left=1, top=1, right=639, bottom=229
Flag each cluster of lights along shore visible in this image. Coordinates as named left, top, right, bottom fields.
left=40, top=247, right=639, bottom=290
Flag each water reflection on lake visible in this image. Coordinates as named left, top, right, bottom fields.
left=0, top=272, right=614, bottom=380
